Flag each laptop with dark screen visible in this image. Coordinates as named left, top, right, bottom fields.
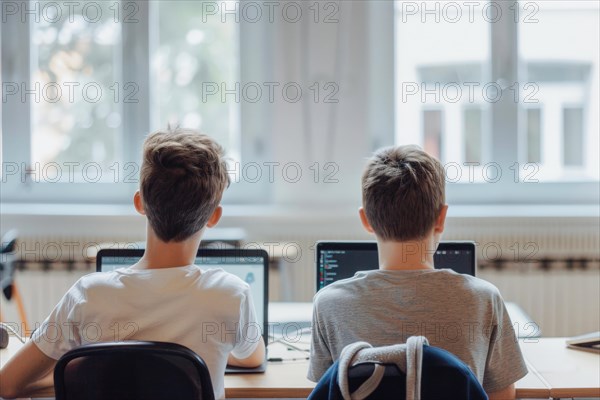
left=316, top=241, right=477, bottom=291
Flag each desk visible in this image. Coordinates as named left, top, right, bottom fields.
left=225, top=361, right=313, bottom=398
left=4, top=336, right=597, bottom=399
left=225, top=360, right=553, bottom=399
left=520, top=337, right=600, bottom=399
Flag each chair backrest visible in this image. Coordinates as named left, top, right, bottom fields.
left=54, top=341, right=215, bottom=400
left=309, top=344, right=488, bottom=400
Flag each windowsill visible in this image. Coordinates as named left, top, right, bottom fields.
left=1, top=202, right=598, bottom=219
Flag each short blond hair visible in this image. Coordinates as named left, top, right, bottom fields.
left=361, top=145, right=445, bottom=241
left=140, top=127, right=230, bottom=242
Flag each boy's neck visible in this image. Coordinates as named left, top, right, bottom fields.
left=135, top=226, right=203, bottom=270
left=377, top=235, right=439, bottom=271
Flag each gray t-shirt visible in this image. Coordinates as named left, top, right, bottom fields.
left=308, top=269, right=528, bottom=393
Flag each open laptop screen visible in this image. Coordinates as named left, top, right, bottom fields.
left=96, top=249, right=268, bottom=345
left=316, top=241, right=476, bottom=291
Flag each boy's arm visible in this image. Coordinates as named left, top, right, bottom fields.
left=228, top=284, right=265, bottom=368
left=0, top=340, right=56, bottom=398
left=482, top=292, right=528, bottom=396
left=487, top=383, right=516, bottom=400
left=227, top=338, right=265, bottom=367
left=307, top=300, right=333, bottom=382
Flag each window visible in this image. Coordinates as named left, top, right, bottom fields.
left=31, top=1, right=123, bottom=179
left=519, top=1, right=598, bottom=181
left=154, top=1, right=240, bottom=160
left=395, top=1, right=491, bottom=184
left=395, top=0, right=599, bottom=203
left=1, top=0, right=259, bottom=204
left=2, top=1, right=597, bottom=207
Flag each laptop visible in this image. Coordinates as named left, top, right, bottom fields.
left=96, top=248, right=268, bottom=373
left=566, top=331, right=600, bottom=354
left=316, top=241, right=477, bottom=290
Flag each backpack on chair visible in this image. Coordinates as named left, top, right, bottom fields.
left=308, top=336, right=488, bottom=400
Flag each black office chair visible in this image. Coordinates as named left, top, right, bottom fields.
left=54, top=341, right=215, bottom=400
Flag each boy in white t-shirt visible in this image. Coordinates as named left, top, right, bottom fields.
left=0, top=128, right=265, bottom=399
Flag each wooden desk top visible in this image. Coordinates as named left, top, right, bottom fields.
left=225, top=359, right=551, bottom=399
left=520, top=337, right=600, bottom=398
left=515, top=359, right=550, bottom=399
left=2, top=337, right=597, bottom=399
left=225, top=361, right=314, bottom=398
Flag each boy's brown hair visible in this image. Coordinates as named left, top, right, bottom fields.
left=140, top=127, right=230, bottom=242
left=361, top=145, right=445, bottom=242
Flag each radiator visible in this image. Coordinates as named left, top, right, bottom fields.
left=478, top=269, right=600, bottom=337
left=1, top=270, right=87, bottom=336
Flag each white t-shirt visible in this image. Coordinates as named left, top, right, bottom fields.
left=32, top=265, right=261, bottom=399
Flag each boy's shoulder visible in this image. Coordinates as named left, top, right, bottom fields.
left=75, top=266, right=251, bottom=297
left=312, top=269, right=391, bottom=310
left=313, top=269, right=502, bottom=308
left=313, top=271, right=371, bottom=301
left=456, top=272, right=502, bottom=299
left=199, top=267, right=253, bottom=294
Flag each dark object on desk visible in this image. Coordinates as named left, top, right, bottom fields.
left=0, top=230, right=18, bottom=299
left=0, top=325, right=8, bottom=349
left=54, top=341, right=215, bottom=400
left=566, top=331, right=600, bottom=354
left=309, top=344, right=486, bottom=400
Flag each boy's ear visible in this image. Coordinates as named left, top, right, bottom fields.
left=433, top=204, right=448, bottom=234
left=133, top=191, right=145, bottom=215
left=206, top=205, right=223, bottom=228
left=359, top=207, right=375, bottom=234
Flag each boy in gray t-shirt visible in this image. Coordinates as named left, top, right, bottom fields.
left=308, top=145, right=528, bottom=400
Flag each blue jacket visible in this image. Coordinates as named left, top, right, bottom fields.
left=308, top=345, right=488, bottom=400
